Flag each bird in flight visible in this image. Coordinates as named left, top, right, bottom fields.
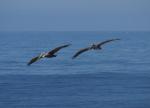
left=27, top=44, right=71, bottom=66
left=72, top=38, right=120, bottom=59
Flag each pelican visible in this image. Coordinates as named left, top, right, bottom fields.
left=72, top=39, right=120, bottom=59
left=27, top=44, right=71, bottom=65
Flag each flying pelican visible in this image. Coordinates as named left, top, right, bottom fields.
left=72, top=38, right=120, bottom=59
left=27, top=44, right=71, bottom=66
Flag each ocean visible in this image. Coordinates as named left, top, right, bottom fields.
left=0, top=31, right=150, bottom=108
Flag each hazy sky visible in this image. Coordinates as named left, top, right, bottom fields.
left=0, top=0, right=150, bottom=31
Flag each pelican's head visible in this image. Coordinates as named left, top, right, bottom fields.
left=39, top=52, right=46, bottom=58
left=92, top=44, right=96, bottom=46
left=91, top=44, right=97, bottom=49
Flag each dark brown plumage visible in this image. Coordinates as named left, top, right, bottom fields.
left=72, top=38, right=120, bottom=59
left=27, top=56, right=41, bottom=66
left=72, top=47, right=91, bottom=59
left=97, top=39, right=120, bottom=48
left=27, top=44, right=71, bottom=66
left=45, top=44, right=71, bottom=57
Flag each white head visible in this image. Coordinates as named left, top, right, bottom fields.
left=39, top=52, right=46, bottom=58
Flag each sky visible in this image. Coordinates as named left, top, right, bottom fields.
left=0, top=0, right=150, bottom=31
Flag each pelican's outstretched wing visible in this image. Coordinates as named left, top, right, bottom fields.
left=48, top=44, right=71, bottom=55
left=72, top=47, right=91, bottom=59
left=97, top=38, right=120, bottom=47
left=27, top=56, right=41, bottom=66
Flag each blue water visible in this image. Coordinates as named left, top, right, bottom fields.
left=0, top=31, right=150, bottom=108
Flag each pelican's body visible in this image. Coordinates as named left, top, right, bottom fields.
left=27, top=44, right=71, bottom=65
left=72, top=38, right=120, bottom=59
left=91, top=44, right=102, bottom=50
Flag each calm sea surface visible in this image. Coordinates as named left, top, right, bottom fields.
left=0, top=31, right=150, bottom=108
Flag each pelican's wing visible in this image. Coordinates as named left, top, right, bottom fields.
left=97, top=38, right=120, bottom=47
left=48, top=44, right=71, bottom=55
left=72, top=47, right=91, bottom=59
left=27, top=56, right=41, bottom=66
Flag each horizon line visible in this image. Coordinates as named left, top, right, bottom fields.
left=0, top=30, right=150, bottom=32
